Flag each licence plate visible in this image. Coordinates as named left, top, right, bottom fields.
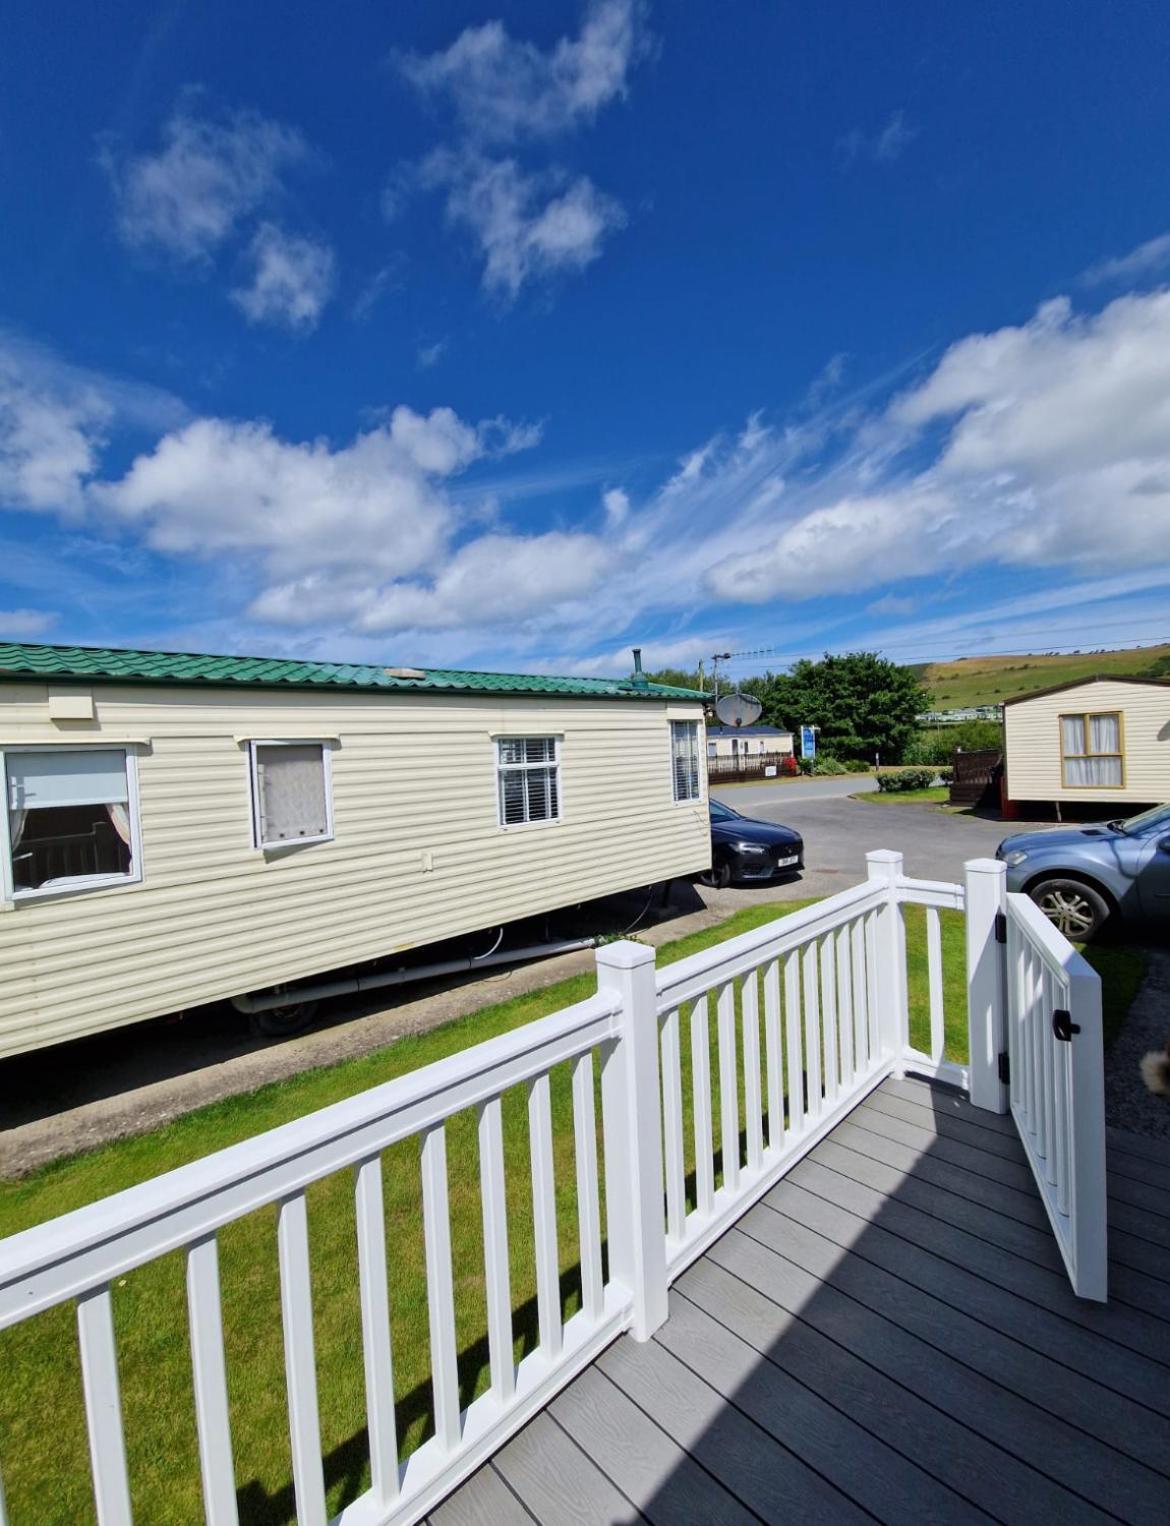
left=776, top=854, right=798, bottom=867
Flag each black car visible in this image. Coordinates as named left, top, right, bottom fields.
left=701, top=799, right=804, bottom=888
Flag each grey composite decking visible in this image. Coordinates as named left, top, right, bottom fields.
left=431, top=1076, right=1170, bottom=1526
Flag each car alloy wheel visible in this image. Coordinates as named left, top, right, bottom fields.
left=1032, top=882, right=1103, bottom=939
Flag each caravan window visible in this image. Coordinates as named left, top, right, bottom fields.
left=250, top=742, right=333, bottom=848
left=4, top=748, right=139, bottom=896
left=671, top=721, right=702, bottom=801
left=497, top=737, right=560, bottom=826
left=1060, top=712, right=1124, bottom=789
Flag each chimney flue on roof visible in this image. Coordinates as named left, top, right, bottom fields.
left=631, top=647, right=649, bottom=689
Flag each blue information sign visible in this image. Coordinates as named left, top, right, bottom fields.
left=800, top=724, right=817, bottom=759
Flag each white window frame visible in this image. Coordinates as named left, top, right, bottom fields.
left=248, top=739, right=335, bottom=850
left=0, top=745, right=143, bottom=904
left=671, top=720, right=704, bottom=803
left=495, top=736, right=562, bottom=830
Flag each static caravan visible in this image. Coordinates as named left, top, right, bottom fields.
left=1003, top=675, right=1170, bottom=812
left=705, top=724, right=794, bottom=760
left=0, top=642, right=709, bottom=1059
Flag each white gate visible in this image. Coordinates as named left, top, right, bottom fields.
left=1001, top=890, right=1108, bottom=1301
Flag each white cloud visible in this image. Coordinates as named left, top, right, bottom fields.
left=838, top=111, right=917, bottom=167
left=98, top=405, right=534, bottom=584
left=422, top=151, right=624, bottom=296
left=417, top=338, right=449, bottom=369
left=602, top=487, right=629, bottom=525
left=1082, top=232, right=1170, bottom=286
left=0, top=334, right=184, bottom=515
left=0, top=608, right=57, bottom=639
left=231, top=223, right=336, bottom=330
left=708, top=289, right=1170, bottom=602
left=104, top=102, right=311, bottom=263
left=399, top=1, right=647, bottom=143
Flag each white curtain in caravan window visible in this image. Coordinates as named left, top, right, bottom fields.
left=1060, top=717, right=1084, bottom=760
left=1089, top=713, right=1120, bottom=755
left=256, top=745, right=328, bottom=842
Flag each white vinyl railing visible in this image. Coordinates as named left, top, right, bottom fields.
left=1003, top=890, right=1107, bottom=1301
left=0, top=850, right=1103, bottom=1525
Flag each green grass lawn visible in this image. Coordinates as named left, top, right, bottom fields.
left=0, top=896, right=1137, bottom=1524
left=855, top=786, right=950, bottom=806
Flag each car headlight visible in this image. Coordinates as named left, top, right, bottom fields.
left=734, top=842, right=768, bottom=854
left=1003, top=850, right=1028, bottom=867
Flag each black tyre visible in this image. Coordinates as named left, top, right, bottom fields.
left=249, top=998, right=320, bottom=1038
left=699, top=860, right=732, bottom=890
left=1028, top=878, right=1110, bottom=941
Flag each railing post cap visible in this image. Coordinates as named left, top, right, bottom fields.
left=595, top=939, right=656, bottom=970
left=965, top=857, right=1006, bottom=876
left=865, top=849, right=903, bottom=863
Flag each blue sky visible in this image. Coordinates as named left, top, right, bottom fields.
left=1, top=0, right=1169, bottom=680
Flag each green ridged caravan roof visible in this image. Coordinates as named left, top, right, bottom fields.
left=0, top=641, right=705, bottom=702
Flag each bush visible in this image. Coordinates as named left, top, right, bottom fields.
left=937, top=767, right=954, bottom=785
left=808, top=753, right=848, bottom=775
left=844, top=758, right=870, bottom=773
left=875, top=768, right=937, bottom=792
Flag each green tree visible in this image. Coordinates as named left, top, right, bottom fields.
left=746, top=653, right=927, bottom=763
left=646, top=666, right=704, bottom=690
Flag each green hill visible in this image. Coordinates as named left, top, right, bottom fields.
left=914, top=643, right=1170, bottom=709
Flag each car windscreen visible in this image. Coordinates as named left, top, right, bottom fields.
left=709, top=800, right=738, bottom=822
left=1119, top=802, right=1170, bottom=835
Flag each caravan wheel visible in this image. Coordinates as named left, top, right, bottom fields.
left=249, top=997, right=320, bottom=1038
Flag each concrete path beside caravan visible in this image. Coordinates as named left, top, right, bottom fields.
left=0, top=791, right=1041, bottom=1175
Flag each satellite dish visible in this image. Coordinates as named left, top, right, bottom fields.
left=714, top=692, right=763, bottom=728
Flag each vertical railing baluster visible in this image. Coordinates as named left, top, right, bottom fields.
left=186, top=1234, right=240, bottom=1526
left=691, top=996, right=715, bottom=1215
left=763, top=959, right=784, bottom=1152
left=784, top=952, right=803, bottom=1134
left=836, top=925, right=854, bottom=1085
left=572, top=1053, right=605, bottom=1317
left=529, top=1073, right=562, bottom=1362
left=851, top=917, right=868, bottom=1071
left=354, top=1158, right=399, bottom=1507
left=926, top=906, right=945, bottom=1066
left=864, top=911, right=881, bottom=1064
left=477, top=1097, right=515, bottom=1404
left=742, top=969, right=764, bottom=1172
left=820, top=936, right=839, bottom=1105
left=659, top=1013, right=686, bottom=1242
left=1040, top=967, right=1056, bottom=1177
left=1009, top=917, right=1024, bottom=1114
left=277, top=1192, right=327, bottom=1526
left=420, top=1124, right=461, bottom=1454
left=717, top=982, right=741, bottom=1192
left=1054, top=974, right=1072, bottom=1217
left=802, top=942, right=822, bottom=1118
left=1030, top=951, right=1044, bottom=1136
left=77, top=1285, right=133, bottom=1526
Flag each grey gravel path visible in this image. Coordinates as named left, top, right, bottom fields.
left=1104, top=948, right=1170, bottom=1140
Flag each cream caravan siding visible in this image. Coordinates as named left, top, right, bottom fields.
left=0, top=683, right=708, bottom=1057
left=1004, top=679, right=1170, bottom=804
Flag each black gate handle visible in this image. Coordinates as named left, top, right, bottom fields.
left=1052, top=1009, right=1081, bottom=1042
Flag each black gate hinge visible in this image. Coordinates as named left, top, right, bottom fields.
left=998, top=1051, right=1010, bottom=1086
left=994, top=911, right=1007, bottom=945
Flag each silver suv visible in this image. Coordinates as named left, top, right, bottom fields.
left=998, top=803, right=1170, bottom=938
